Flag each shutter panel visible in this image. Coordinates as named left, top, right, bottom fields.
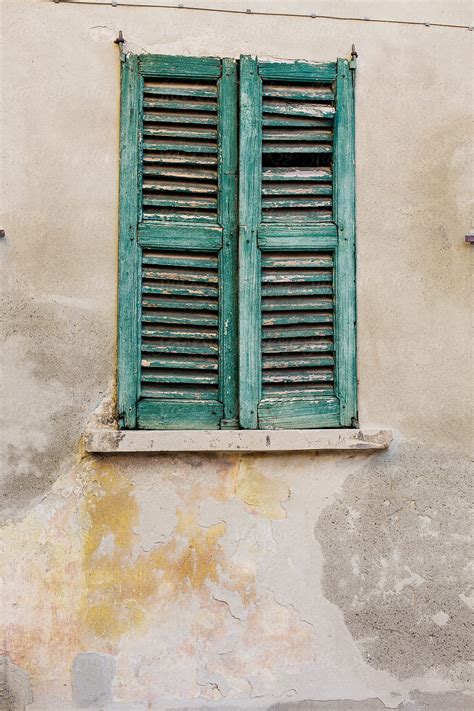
left=239, top=57, right=356, bottom=429
left=118, top=55, right=238, bottom=429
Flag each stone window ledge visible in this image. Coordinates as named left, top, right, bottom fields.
left=85, top=427, right=392, bottom=453
left=84, top=398, right=392, bottom=453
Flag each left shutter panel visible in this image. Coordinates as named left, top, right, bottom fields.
left=118, top=55, right=238, bottom=430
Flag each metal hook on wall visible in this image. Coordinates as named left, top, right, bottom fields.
left=114, top=30, right=126, bottom=61
left=349, top=44, right=358, bottom=69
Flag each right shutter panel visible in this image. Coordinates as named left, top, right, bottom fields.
left=239, top=57, right=356, bottom=429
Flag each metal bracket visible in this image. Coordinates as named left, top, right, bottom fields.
left=465, top=233, right=474, bottom=244
left=114, top=30, right=126, bottom=61
left=349, top=44, right=358, bottom=70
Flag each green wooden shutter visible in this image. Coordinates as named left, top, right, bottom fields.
left=239, top=57, right=357, bottom=429
left=118, top=55, right=238, bottom=429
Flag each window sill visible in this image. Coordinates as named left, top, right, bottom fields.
left=84, top=427, right=392, bottom=453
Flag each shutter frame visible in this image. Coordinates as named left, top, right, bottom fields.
left=239, top=56, right=357, bottom=429
left=219, top=58, right=239, bottom=427
left=239, top=55, right=262, bottom=429
left=333, top=58, right=357, bottom=426
left=118, top=54, right=142, bottom=428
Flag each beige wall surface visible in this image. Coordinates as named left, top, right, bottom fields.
left=1, top=1, right=473, bottom=709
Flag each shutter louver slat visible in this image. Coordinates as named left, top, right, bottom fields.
left=143, top=166, right=217, bottom=180
left=142, top=196, right=218, bottom=209
left=262, top=184, right=332, bottom=196
left=143, top=81, right=218, bottom=98
left=143, top=141, right=218, bottom=153
left=143, top=180, right=217, bottom=194
left=144, top=153, right=217, bottom=166
left=143, top=126, right=218, bottom=139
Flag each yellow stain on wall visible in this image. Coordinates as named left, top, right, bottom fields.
left=236, top=459, right=289, bottom=520
left=150, top=508, right=225, bottom=592
left=81, top=462, right=226, bottom=640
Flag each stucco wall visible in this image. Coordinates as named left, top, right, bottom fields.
left=1, top=1, right=473, bottom=709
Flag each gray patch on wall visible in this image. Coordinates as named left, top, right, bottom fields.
left=407, top=690, right=474, bottom=710
left=267, top=692, right=474, bottom=710
left=267, top=699, right=387, bottom=710
left=71, top=652, right=116, bottom=708
left=1, top=292, right=113, bottom=523
left=315, top=441, right=473, bottom=680
left=0, top=656, right=33, bottom=711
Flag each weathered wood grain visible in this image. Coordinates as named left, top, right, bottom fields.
left=239, top=56, right=262, bottom=429
left=334, top=58, right=357, bottom=426
left=258, top=395, right=340, bottom=429
left=258, top=60, right=337, bottom=82
left=139, top=54, right=221, bottom=78
left=117, top=54, right=141, bottom=428
left=218, top=58, right=239, bottom=426
left=137, top=399, right=224, bottom=429
left=138, top=223, right=222, bottom=250
left=263, top=85, right=335, bottom=100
